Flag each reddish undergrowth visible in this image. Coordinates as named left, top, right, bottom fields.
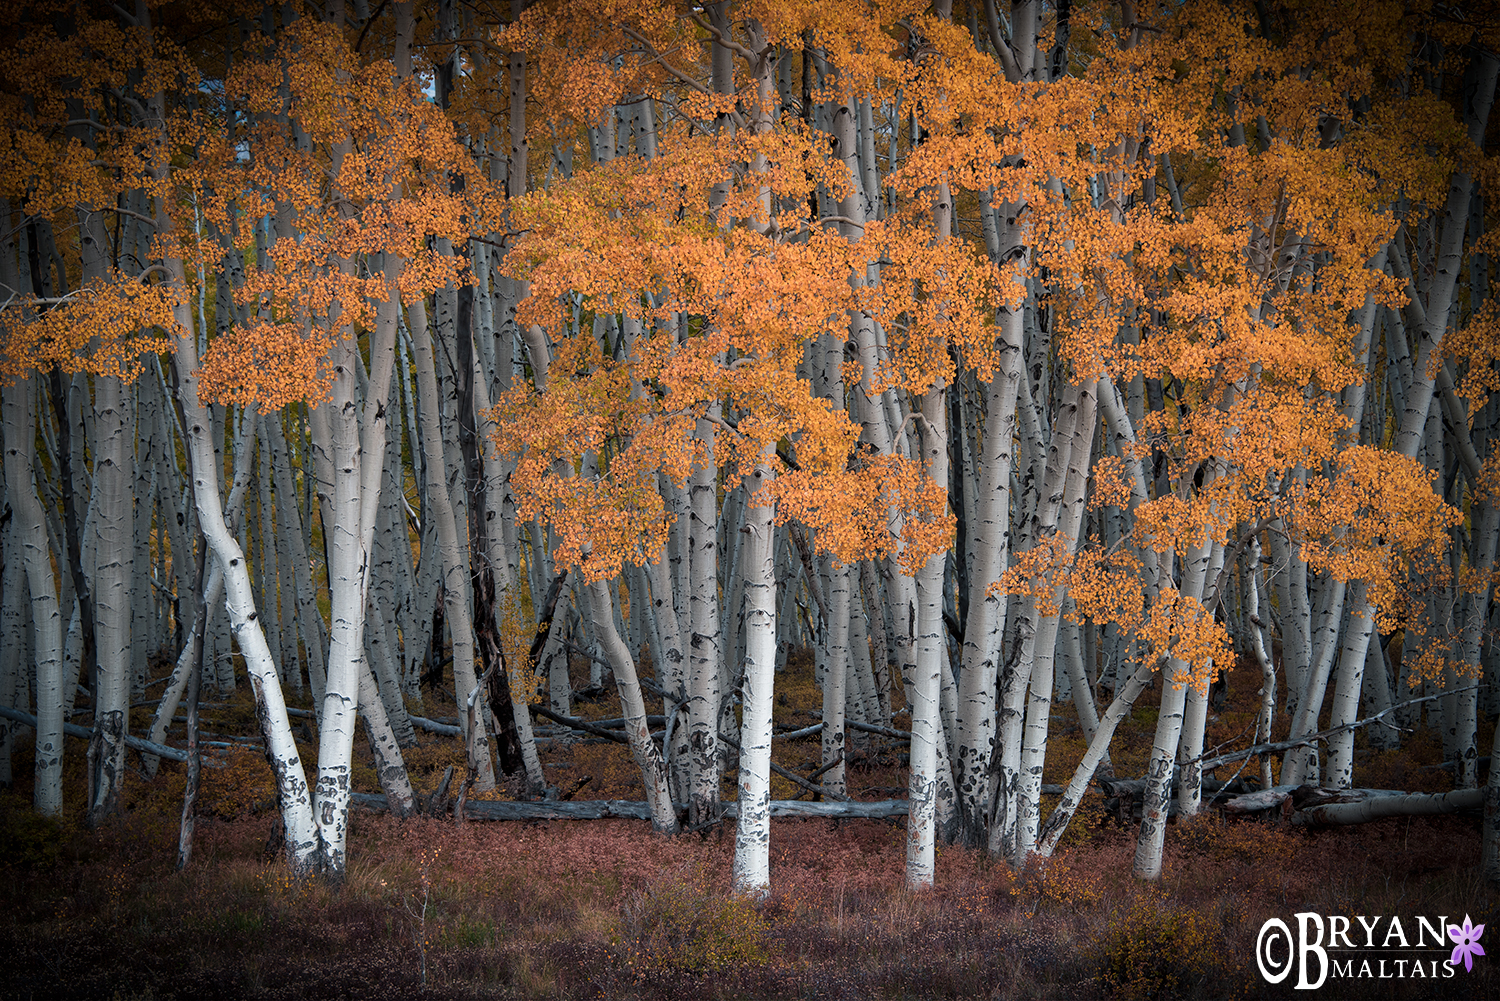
left=1, top=794, right=1496, bottom=1000
left=1, top=653, right=1495, bottom=998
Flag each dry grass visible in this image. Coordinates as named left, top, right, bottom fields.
left=0, top=650, right=1495, bottom=999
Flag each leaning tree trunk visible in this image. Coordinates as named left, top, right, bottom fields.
left=585, top=578, right=679, bottom=834
left=1038, top=656, right=1158, bottom=857
left=144, top=399, right=260, bottom=778
left=164, top=290, right=318, bottom=871
left=1016, top=379, right=1096, bottom=858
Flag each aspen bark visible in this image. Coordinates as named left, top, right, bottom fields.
left=1038, top=655, right=1158, bottom=858
left=1134, top=536, right=1215, bottom=880
left=954, top=313, right=1023, bottom=848
left=1177, top=539, right=1227, bottom=816
left=78, top=197, right=131, bottom=825
left=1016, top=379, right=1095, bottom=857
left=686, top=415, right=723, bottom=828
left=2, top=376, right=65, bottom=816
left=410, top=294, right=497, bottom=792
left=907, top=382, right=948, bottom=888
left=585, top=578, right=678, bottom=834
left=733, top=446, right=777, bottom=896
left=164, top=286, right=317, bottom=870
left=469, top=326, right=547, bottom=792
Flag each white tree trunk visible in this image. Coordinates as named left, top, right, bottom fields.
left=83, top=373, right=132, bottom=827
left=2, top=375, right=65, bottom=816
left=907, top=382, right=948, bottom=888
left=357, top=656, right=416, bottom=818
left=1134, top=537, right=1215, bottom=880
left=585, top=578, right=679, bottom=833
left=733, top=446, right=777, bottom=896
left=1017, top=379, right=1095, bottom=856
left=1177, top=540, right=1227, bottom=815
left=1243, top=541, right=1278, bottom=789
left=1038, top=655, right=1158, bottom=857
left=953, top=321, right=1023, bottom=847
left=410, top=294, right=496, bottom=792
left=821, top=557, right=850, bottom=799
left=0, top=463, right=23, bottom=786
left=686, top=415, right=722, bottom=827
left=1282, top=577, right=1347, bottom=786
left=165, top=293, right=318, bottom=871
left=143, top=559, right=223, bottom=779
left=272, top=411, right=327, bottom=703
left=144, top=399, right=260, bottom=778
left=309, top=324, right=374, bottom=873
left=1323, top=582, right=1377, bottom=789
left=469, top=331, right=547, bottom=792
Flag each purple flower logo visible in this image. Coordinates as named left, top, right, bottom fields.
left=1448, top=915, right=1486, bottom=972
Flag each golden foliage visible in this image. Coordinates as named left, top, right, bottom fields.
left=1, top=274, right=177, bottom=382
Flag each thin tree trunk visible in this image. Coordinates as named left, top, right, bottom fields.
left=410, top=294, right=497, bottom=792
left=176, top=544, right=209, bottom=870
left=907, top=381, right=948, bottom=888
left=954, top=321, right=1023, bottom=847
left=166, top=306, right=318, bottom=871
left=1038, top=655, right=1158, bottom=857
left=821, top=556, right=850, bottom=799
left=1243, top=541, right=1278, bottom=789
left=686, top=415, right=722, bottom=827
left=1323, top=582, right=1377, bottom=789
left=1017, top=379, right=1096, bottom=856
left=144, top=406, right=259, bottom=777
left=2, top=375, right=65, bottom=816
left=1134, top=536, right=1215, bottom=880
left=585, top=578, right=678, bottom=833
left=469, top=331, right=547, bottom=793
left=1177, top=540, right=1227, bottom=815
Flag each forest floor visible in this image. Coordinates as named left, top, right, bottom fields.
left=0, top=650, right=1496, bottom=1000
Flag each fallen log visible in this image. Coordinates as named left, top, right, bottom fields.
left=1194, top=687, right=1478, bottom=772
left=1224, top=785, right=1423, bottom=815
left=0, top=705, right=189, bottom=763
left=350, top=791, right=910, bottom=821
left=775, top=723, right=824, bottom=739
left=532, top=706, right=630, bottom=744
left=1223, top=788, right=1292, bottom=815
left=1292, top=787, right=1484, bottom=827
left=409, top=714, right=461, bottom=737
left=1099, top=774, right=1253, bottom=824
left=568, top=715, right=668, bottom=729
left=847, top=720, right=910, bottom=740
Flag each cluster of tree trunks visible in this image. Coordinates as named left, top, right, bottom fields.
left=3, top=1, right=1500, bottom=892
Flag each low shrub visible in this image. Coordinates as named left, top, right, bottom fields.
left=1096, top=893, right=1219, bottom=1000
left=0, top=804, right=81, bottom=869
left=618, top=867, right=769, bottom=975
